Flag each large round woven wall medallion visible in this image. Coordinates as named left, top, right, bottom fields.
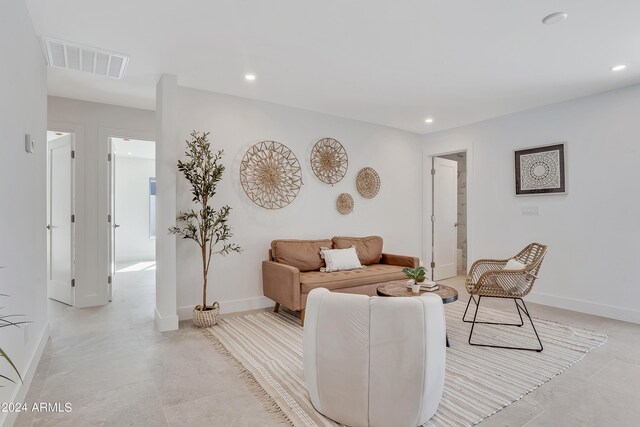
left=310, top=138, right=348, bottom=184
left=336, top=193, right=354, bottom=215
left=356, top=167, right=380, bottom=199
left=240, top=141, right=302, bottom=210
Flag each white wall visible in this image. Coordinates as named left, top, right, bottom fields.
left=156, top=78, right=424, bottom=321
left=0, top=1, right=48, bottom=425
left=154, top=75, right=179, bottom=331
left=47, top=97, right=155, bottom=307
left=114, top=156, right=155, bottom=262
left=422, top=84, right=640, bottom=324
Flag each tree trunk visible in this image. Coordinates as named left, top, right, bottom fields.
left=201, top=242, right=208, bottom=309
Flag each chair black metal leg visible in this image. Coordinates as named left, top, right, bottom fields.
left=514, top=298, right=524, bottom=327
left=462, top=296, right=474, bottom=321
left=463, top=295, right=524, bottom=327
left=468, top=295, right=481, bottom=345
left=467, top=296, right=543, bottom=352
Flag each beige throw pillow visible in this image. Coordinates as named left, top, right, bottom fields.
left=319, top=247, right=363, bottom=272
left=504, top=258, right=526, bottom=270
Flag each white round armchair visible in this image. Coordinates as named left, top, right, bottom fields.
left=303, top=288, right=446, bottom=427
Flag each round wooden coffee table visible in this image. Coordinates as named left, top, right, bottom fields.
left=376, top=280, right=458, bottom=347
left=376, top=281, right=458, bottom=303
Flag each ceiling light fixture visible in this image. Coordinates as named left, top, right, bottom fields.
left=244, top=74, right=256, bottom=81
left=542, top=12, right=568, bottom=25
left=611, top=64, right=627, bottom=72
left=425, top=118, right=434, bottom=124
left=127, top=152, right=132, bottom=155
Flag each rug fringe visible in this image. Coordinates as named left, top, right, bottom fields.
left=202, top=327, right=294, bottom=426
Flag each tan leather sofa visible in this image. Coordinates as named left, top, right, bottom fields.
left=262, top=236, right=419, bottom=325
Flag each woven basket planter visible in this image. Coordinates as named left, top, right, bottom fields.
left=192, top=302, right=220, bottom=327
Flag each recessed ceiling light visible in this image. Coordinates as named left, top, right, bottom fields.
left=542, top=12, right=568, bottom=25
left=244, top=74, right=256, bottom=81
left=425, top=118, right=434, bottom=124
left=611, top=64, right=627, bottom=72
left=127, top=152, right=132, bottom=155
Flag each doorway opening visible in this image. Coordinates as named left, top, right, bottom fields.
left=108, top=137, right=156, bottom=307
left=46, top=130, right=76, bottom=306
left=431, top=151, right=467, bottom=281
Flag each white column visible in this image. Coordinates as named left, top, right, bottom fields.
left=154, top=74, right=179, bottom=331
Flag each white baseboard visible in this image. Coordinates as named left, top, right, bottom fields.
left=177, top=296, right=274, bottom=321
left=3, top=323, right=50, bottom=427
left=527, top=291, right=640, bottom=324
left=154, top=307, right=179, bottom=332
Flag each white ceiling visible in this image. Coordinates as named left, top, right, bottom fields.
left=26, top=0, right=640, bottom=133
left=112, top=138, right=155, bottom=160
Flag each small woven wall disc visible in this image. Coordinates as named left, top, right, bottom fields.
left=356, top=167, right=380, bottom=199
left=336, top=193, right=354, bottom=215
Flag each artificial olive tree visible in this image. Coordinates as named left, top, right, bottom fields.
left=169, top=131, right=241, bottom=312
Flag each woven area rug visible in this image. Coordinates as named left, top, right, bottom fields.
left=205, top=300, right=607, bottom=427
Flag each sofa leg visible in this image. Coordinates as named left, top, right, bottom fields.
left=300, top=309, right=305, bottom=327
left=273, top=303, right=280, bottom=313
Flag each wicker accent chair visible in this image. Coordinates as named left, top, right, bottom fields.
left=463, top=243, right=548, bottom=352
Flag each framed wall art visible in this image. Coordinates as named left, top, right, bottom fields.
left=514, top=143, right=566, bottom=196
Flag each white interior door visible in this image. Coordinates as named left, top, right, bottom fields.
left=47, top=134, right=74, bottom=305
left=432, top=157, right=458, bottom=281
left=108, top=140, right=117, bottom=301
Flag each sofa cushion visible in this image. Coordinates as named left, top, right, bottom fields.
left=300, top=264, right=406, bottom=293
left=271, top=239, right=332, bottom=272
left=332, top=236, right=383, bottom=265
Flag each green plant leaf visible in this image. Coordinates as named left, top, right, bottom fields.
left=0, top=373, right=16, bottom=384
left=0, top=347, right=22, bottom=384
left=402, top=267, right=415, bottom=279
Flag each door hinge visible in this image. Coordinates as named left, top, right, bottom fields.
left=71, top=214, right=75, bottom=223
left=71, top=150, right=75, bottom=159
left=107, top=214, right=111, bottom=223
left=431, top=168, right=436, bottom=175
left=431, top=215, right=435, bottom=223
left=107, top=153, right=112, bottom=161
left=71, top=279, right=75, bottom=287
left=108, top=276, right=112, bottom=284
left=431, top=262, right=436, bottom=269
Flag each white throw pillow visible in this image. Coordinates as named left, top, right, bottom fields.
left=504, top=258, right=526, bottom=270
left=319, top=247, right=363, bottom=272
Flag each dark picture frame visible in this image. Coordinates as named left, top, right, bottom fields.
left=515, top=143, right=566, bottom=196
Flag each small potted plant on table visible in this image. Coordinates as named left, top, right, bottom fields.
left=403, top=266, right=428, bottom=293
left=170, top=131, right=241, bottom=327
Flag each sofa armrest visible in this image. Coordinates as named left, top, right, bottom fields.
left=262, top=261, right=302, bottom=311
left=380, top=253, right=419, bottom=268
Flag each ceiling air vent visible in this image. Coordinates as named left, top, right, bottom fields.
left=42, top=37, right=129, bottom=79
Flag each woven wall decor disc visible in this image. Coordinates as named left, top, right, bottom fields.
left=240, top=140, right=302, bottom=210
left=356, top=167, right=380, bottom=199
left=310, top=138, right=348, bottom=184
left=336, top=193, right=354, bottom=215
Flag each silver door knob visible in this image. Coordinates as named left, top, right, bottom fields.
left=46, top=224, right=51, bottom=230
left=114, top=224, right=121, bottom=228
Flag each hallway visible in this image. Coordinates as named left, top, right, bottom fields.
left=16, top=261, right=277, bottom=426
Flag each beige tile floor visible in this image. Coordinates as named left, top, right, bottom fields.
left=14, top=265, right=640, bottom=426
